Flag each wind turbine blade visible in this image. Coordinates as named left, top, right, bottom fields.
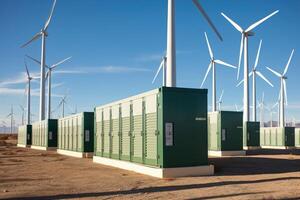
left=272, top=102, right=278, bottom=109
left=152, top=59, right=164, bottom=84
left=221, top=12, right=243, bottom=33
left=51, top=56, right=72, bottom=70
left=256, top=71, right=274, bottom=87
left=200, top=62, right=212, bottom=88
left=193, top=0, right=223, bottom=41
left=245, top=10, right=279, bottom=32
left=235, top=104, right=238, bottom=111
left=283, top=49, right=294, bottom=76
left=237, top=34, right=244, bottom=80
left=44, top=0, right=57, bottom=30
left=215, top=59, right=236, bottom=69
left=266, top=67, right=281, bottom=77
left=219, top=90, right=224, bottom=102
left=21, top=32, right=42, bottom=48
left=26, top=55, right=41, bottom=65
left=24, top=59, right=30, bottom=77
left=253, top=40, right=262, bottom=70
left=236, top=79, right=244, bottom=87
left=204, top=32, right=213, bottom=59
left=45, top=70, right=50, bottom=79
left=283, top=79, right=288, bottom=105
left=262, top=92, right=265, bottom=103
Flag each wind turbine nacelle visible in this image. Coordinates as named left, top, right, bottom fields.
left=247, top=31, right=255, bottom=36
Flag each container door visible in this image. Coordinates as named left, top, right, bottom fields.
left=72, top=118, right=76, bottom=151
left=144, top=94, right=158, bottom=166
left=111, top=105, right=120, bottom=159
left=132, top=98, right=143, bottom=163
left=77, top=116, right=83, bottom=152
left=208, top=113, right=219, bottom=151
left=103, top=107, right=111, bottom=158
left=121, top=102, right=131, bottom=161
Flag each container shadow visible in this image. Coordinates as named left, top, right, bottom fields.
left=210, top=156, right=300, bottom=175
left=4, top=177, right=299, bottom=200
left=246, top=148, right=300, bottom=155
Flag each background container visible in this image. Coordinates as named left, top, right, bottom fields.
left=208, top=111, right=244, bottom=154
left=17, top=125, right=32, bottom=147
left=260, top=127, right=295, bottom=148
left=95, top=87, right=208, bottom=168
left=244, top=122, right=260, bottom=148
left=32, top=119, right=58, bottom=149
left=295, top=128, right=300, bottom=147
left=58, top=112, right=94, bottom=154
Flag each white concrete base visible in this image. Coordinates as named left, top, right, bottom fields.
left=17, top=144, right=30, bottom=148
left=57, top=149, right=93, bottom=158
left=261, top=146, right=295, bottom=150
left=31, top=146, right=57, bottom=151
left=243, top=146, right=261, bottom=150
left=93, top=156, right=214, bottom=178
left=208, top=150, right=246, bottom=157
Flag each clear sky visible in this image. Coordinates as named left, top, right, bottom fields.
left=0, top=0, right=299, bottom=127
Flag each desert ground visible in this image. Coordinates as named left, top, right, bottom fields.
left=1, top=135, right=300, bottom=200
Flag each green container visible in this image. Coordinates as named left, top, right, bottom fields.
left=95, top=87, right=208, bottom=168
left=32, top=119, right=58, bottom=148
left=243, top=122, right=260, bottom=147
left=208, top=111, right=243, bottom=151
left=260, top=127, right=295, bottom=147
left=295, top=128, right=300, bottom=147
left=58, top=112, right=94, bottom=153
left=18, top=125, right=32, bottom=146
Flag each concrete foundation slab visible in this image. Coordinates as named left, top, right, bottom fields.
left=243, top=146, right=261, bottom=150
left=17, top=144, right=30, bottom=148
left=31, top=146, right=57, bottom=151
left=208, top=150, right=246, bottom=157
left=57, top=149, right=93, bottom=158
left=93, top=156, right=214, bottom=178
left=261, top=146, right=295, bottom=150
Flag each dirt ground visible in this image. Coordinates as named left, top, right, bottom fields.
left=1, top=136, right=300, bottom=200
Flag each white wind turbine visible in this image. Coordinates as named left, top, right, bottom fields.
left=21, top=0, right=57, bottom=121
left=217, top=90, right=224, bottom=111
left=267, top=49, right=294, bottom=127
left=26, top=55, right=71, bottom=119
left=24, top=59, right=38, bottom=125
left=237, top=42, right=274, bottom=122
left=201, top=32, right=236, bottom=112
left=152, top=56, right=167, bottom=86
left=257, top=92, right=266, bottom=127
left=221, top=10, right=279, bottom=123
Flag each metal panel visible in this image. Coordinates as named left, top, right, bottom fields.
left=144, top=94, right=158, bottom=165
left=95, top=109, right=103, bottom=156
left=111, top=105, right=120, bottom=159
left=121, top=101, right=131, bottom=161
left=103, top=107, right=111, bottom=157
left=132, top=98, right=143, bottom=163
left=295, top=128, right=300, bottom=147
left=208, top=112, right=219, bottom=151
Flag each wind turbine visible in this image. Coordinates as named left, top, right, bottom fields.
left=26, top=55, right=71, bottom=119
left=152, top=56, right=167, bottom=86
left=235, top=104, right=243, bottom=112
left=21, top=0, right=57, bottom=121
left=201, top=32, right=236, bottom=112
left=221, top=10, right=279, bottom=123
left=217, top=90, right=224, bottom=111
left=6, top=105, right=14, bottom=134
left=257, top=92, right=265, bottom=127
left=24, top=59, right=38, bottom=125
left=57, top=95, right=68, bottom=118
left=19, top=105, right=25, bottom=125
left=1, top=121, right=7, bottom=134
left=267, top=49, right=294, bottom=127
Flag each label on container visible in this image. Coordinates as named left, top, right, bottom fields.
left=85, top=130, right=90, bottom=142
left=49, top=132, right=53, bottom=140
left=222, top=129, right=226, bottom=141
left=27, top=134, right=30, bottom=140
left=165, top=122, right=173, bottom=146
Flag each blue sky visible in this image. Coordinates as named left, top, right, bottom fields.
left=0, top=0, right=299, bottom=126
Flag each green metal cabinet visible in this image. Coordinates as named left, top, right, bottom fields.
left=208, top=111, right=243, bottom=151
left=244, top=122, right=260, bottom=147
left=260, top=127, right=295, bottom=147
left=95, top=87, right=208, bottom=168
left=58, top=112, right=94, bottom=153
left=18, top=125, right=32, bottom=146
left=32, top=119, right=58, bottom=148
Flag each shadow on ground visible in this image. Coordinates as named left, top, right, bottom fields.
left=4, top=177, right=299, bottom=200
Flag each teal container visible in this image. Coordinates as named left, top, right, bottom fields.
left=95, top=87, right=208, bottom=168
left=32, top=119, right=58, bottom=148
left=208, top=111, right=243, bottom=151
left=58, top=112, right=94, bottom=153
left=260, top=127, right=295, bottom=147
left=18, top=125, right=32, bottom=146
left=244, top=122, right=260, bottom=147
